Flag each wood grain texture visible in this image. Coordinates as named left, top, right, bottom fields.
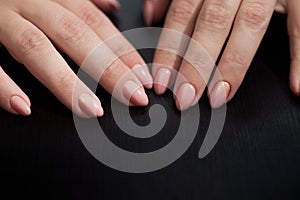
left=0, top=0, right=299, bottom=199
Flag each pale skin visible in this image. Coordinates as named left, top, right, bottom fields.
left=144, top=0, right=300, bottom=110
left=0, top=0, right=153, bottom=118
left=0, top=1, right=299, bottom=118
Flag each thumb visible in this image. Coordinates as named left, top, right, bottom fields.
left=143, top=0, right=171, bottom=26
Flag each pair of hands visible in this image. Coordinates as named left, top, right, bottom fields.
left=0, top=0, right=299, bottom=118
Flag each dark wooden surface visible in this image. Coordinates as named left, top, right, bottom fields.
left=0, top=0, right=300, bottom=199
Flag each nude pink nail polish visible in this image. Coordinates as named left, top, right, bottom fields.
left=78, top=93, right=104, bottom=117
left=209, top=81, right=231, bottom=108
left=132, top=64, right=153, bottom=89
left=154, top=68, right=171, bottom=95
left=123, top=80, right=149, bottom=106
left=10, top=95, right=31, bottom=116
left=175, top=83, right=196, bottom=111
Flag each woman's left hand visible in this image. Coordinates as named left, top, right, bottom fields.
left=144, top=0, right=300, bottom=110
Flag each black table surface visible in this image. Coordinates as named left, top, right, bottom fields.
left=1, top=0, right=300, bottom=199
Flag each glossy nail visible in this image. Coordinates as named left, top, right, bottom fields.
left=144, top=0, right=154, bottom=26
left=108, top=0, right=121, bottom=11
left=175, top=83, right=196, bottom=111
left=10, top=95, right=31, bottom=116
left=132, top=64, right=153, bottom=89
left=78, top=93, right=104, bottom=117
left=154, top=68, right=171, bottom=95
left=123, top=80, right=149, bottom=106
left=209, top=81, right=231, bottom=108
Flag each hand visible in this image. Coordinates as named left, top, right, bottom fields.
left=144, top=0, right=300, bottom=110
left=0, top=0, right=153, bottom=117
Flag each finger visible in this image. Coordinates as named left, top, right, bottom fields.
left=153, top=0, right=203, bottom=95
left=0, top=11, right=103, bottom=118
left=208, top=0, right=277, bottom=108
left=0, top=66, right=31, bottom=116
left=91, top=0, right=121, bottom=12
left=287, top=0, right=300, bottom=96
left=143, top=0, right=171, bottom=26
left=173, top=0, right=241, bottom=110
left=20, top=0, right=149, bottom=106
left=54, top=0, right=153, bottom=89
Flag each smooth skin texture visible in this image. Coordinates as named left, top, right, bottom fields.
left=144, top=0, right=300, bottom=110
left=0, top=0, right=153, bottom=117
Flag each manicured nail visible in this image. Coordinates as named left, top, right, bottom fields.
left=175, top=83, right=196, bottom=111
left=10, top=95, right=31, bottom=116
left=78, top=93, right=104, bottom=117
left=108, top=0, right=120, bottom=11
left=144, top=0, right=154, bottom=26
left=132, top=64, right=153, bottom=89
left=154, top=68, right=171, bottom=95
left=123, top=80, right=149, bottom=106
left=209, top=81, right=231, bottom=108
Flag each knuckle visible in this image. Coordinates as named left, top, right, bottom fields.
left=223, top=52, right=247, bottom=78
left=184, top=50, right=214, bottom=80
left=57, top=72, right=76, bottom=92
left=239, top=3, right=269, bottom=31
left=168, top=0, right=196, bottom=25
left=16, top=29, right=47, bottom=56
left=79, top=5, right=104, bottom=30
left=58, top=15, right=90, bottom=44
left=103, top=60, right=123, bottom=80
left=197, top=3, right=230, bottom=31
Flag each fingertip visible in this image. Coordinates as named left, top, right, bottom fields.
left=290, top=76, right=300, bottom=96
left=92, top=0, right=121, bottom=12
left=78, top=93, right=104, bottom=118
left=153, top=68, right=171, bottom=95
left=10, top=95, right=31, bottom=116
left=123, top=80, right=149, bottom=106
left=108, top=0, right=121, bottom=11
left=132, top=64, right=153, bottom=89
left=144, top=0, right=154, bottom=26
left=209, top=81, right=231, bottom=109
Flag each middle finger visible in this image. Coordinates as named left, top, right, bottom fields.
left=19, top=0, right=149, bottom=106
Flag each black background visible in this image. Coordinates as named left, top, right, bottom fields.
left=0, top=0, right=300, bottom=199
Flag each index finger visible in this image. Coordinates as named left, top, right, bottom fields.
left=55, top=0, right=153, bottom=89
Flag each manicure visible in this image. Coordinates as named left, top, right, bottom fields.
left=123, top=80, right=149, bottom=106
left=209, top=81, right=231, bottom=108
left=78, top=93, right=104, bottom=117
left=108, top=0, right=121, bottom=11
left=132, top=64, right=153, bottom=89
left=175, top=83, right=196, bottom=111
left=154, top=68, right=171, bottom=95
left=144, top=0, right=154, bottom=26
left=10, top=95, right=31, bottom=116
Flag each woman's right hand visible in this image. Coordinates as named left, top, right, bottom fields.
left=0, top=0, right=153, bottom=117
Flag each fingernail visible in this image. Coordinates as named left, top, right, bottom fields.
left=10, top=95, right=31, bottom=116
left=78, top=93, right=104, bottom=117
left=132, top=64, right=153, bottom=89
left=108, top=0, right=121, bottom=11
left=144, top=0, right=154, bottom=26
left=209, top=81, right=231, bottom=108
left=123, top=80, right=149, bottom=106
left=154, top=68, right=171, bottom=95
left=175, top=83, right=196, bottom=111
